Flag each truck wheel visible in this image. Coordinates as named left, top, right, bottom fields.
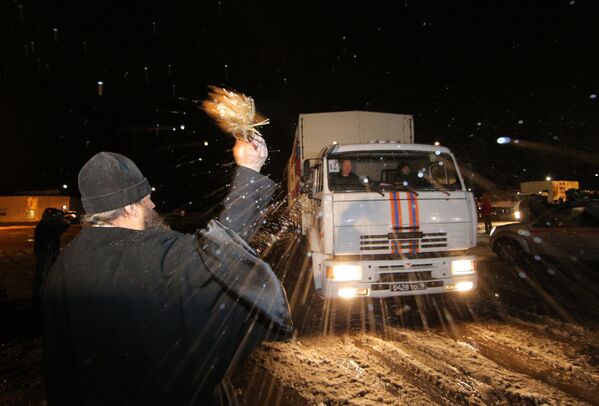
left=495, top=238, right=523, bottom=264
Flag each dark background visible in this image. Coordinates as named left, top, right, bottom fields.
left=1, top=0, right=598, bottom=211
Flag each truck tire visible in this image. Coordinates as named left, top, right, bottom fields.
left=494, top=238, right=523, bottom=264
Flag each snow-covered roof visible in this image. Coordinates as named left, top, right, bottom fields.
left=329, top=143, right=452, bottom=154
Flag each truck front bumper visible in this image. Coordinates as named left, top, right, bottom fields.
left=319, top=255, right=477, bottom=299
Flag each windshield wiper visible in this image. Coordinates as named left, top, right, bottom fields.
left=367, top=181, right=385, bottom=196
left=383, top=182, right=420, bottom=196
left=417, top=182, right=452, bottom=196
left=418, top=187, right=451, bottom=196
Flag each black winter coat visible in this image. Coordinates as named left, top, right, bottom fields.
left=42, top=166, right=292, bottom=405
left=34, top=216, right=69, bottom=257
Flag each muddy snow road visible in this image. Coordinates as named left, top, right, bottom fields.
left=231, top=224, right=599, bottom=406
left=2, top=225, right=599, bottom=405
left=235, top=318, right=599, bottom=405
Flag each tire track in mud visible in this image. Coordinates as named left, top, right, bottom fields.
left=454, top=323, right=599, bottom=405
left=352, top=336, right=487, bottom=405
left=502, top=312, right=599, bottom=366
left=474, top=321, right=599, bottom=377
left=505, top=309, right=599, bottom=358
left=384, top=327, right=591, bottom=405
left=253, top=337, right=435, bottom=405
left=358, top=333, right=519, bottom=405
left=233, top=362, right=311, bottom=406
left=246, top=320, right=599, bottom=405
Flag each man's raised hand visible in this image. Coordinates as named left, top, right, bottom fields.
left=233, top=135, right=268, bottom=173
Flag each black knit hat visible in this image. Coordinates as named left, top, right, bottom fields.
left=78, top=152, right=151, bottom=214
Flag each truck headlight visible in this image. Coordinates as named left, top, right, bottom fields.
left=445, top=281, right=474, bottom=292
left=456, top=281, right=474, bottom=291
left=451, top=259, right=475, bottom=275
left=338, top=287, right=369, bottom=298
left=326, top=264, right=362, bottom=281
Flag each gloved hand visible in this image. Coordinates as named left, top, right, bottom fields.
left=233, top=135, right=268, bottom=173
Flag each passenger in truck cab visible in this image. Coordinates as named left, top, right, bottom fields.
left=393, top=162, right=420, bottom=186
left=331, top=158, right=361, bottom=186
left=392, top=162, right=437, bottom=193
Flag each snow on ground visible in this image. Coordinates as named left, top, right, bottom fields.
left=254, top=336, right=433, bottom=405
left=246, top=320, right=599, bottom=405
left=3, top=224, right=599, bottom=405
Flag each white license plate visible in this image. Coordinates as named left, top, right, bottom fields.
left=390, top=282, right=427, bottom=292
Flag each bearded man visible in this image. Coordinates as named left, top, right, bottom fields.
left=42, top=136, right=292, bottom=405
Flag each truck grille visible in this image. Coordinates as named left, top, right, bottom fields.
left=420, top=232, right=448, bottom=249
left=378, top=271, right=432, bottom=282
left=359, top=232, right=448, bottom=252
left=360, top=234, right=390, bottom=251
left=378, top=263, right=434, bottom=270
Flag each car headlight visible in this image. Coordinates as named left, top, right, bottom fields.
left=451, top=259, right=475, bottom=275
left=514, top=211, right=521, bottom=220
left=326, top=264, right=362, bottom=281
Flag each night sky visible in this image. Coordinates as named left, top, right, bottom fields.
left=1, top=0, right=598, bottom=211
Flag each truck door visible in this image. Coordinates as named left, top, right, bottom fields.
left=300, top=159, right=322, bottom=236
left=308, top=162, right=325, bottom=252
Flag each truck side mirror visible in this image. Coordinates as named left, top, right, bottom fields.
left=300, top=178, right=313, bottom=197
left=303, top=160, right=312, bottom=176
left=300, top=158, right=321, bottom=198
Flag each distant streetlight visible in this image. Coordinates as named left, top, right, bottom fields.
left=151, top=187, right=156, bottom=192
left=434, top=141, right=440, bottom=146
left=204, top=141, right=209, bottom=146
left=496, top=136, right=511, bottom=144
left=180, top=124, right=185, bottom=130
left=546, top=176, right=552, bottom=181
left=62, top=184, right=68, bottom=189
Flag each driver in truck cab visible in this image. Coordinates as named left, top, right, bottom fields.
left=331, top=158, right=361, bottom=186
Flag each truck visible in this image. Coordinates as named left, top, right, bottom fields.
left=288, top=111, right=478, bottom=299
left=519, top=180, right=580, bottom=204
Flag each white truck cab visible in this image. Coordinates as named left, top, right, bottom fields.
left=288, top=112, right=478, bottom=299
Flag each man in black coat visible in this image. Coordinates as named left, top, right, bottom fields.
left=42, top=136, right=292, bottom=405
left=392, top=162, right=432, bottom=193
left=33, top=208, right=70, bottom=303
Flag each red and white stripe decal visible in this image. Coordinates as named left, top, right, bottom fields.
left=389, top=191, right=402, bottom=253
left=407, top=192, right=420, bottom=254
left=389, top=192, right=421, bottom=254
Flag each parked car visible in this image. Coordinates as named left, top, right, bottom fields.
left=64, top=210, right=81, bottom=224
left=490, top=203, right=599, bottom=264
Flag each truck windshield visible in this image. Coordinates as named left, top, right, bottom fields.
left=327, top=150, right=463, bottom=192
